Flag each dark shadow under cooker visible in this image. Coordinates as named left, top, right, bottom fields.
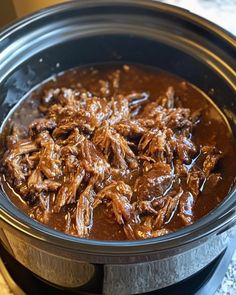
left=0, top=1, right=236, bottom=294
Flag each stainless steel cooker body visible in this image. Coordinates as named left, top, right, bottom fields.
left=1, top=221, right=235, bottom=294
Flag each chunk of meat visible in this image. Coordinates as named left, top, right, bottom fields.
left=124, top=224, right=136, bottom=240
left=93, top=124, right=137, bottom=170
left=154, top=189, right=183, bottom=228
left=78, top=138, right=110, bottom=178
left=24, top=152, right=40, bottom=169
left=4, top=156, right=25, bottom=184
left=139, top=101, right=164, bottom=121
left=135, top=163, right=173, bottom=201
left=139, top=98, right=192, bottom=132
left=114, top=119, right=147, bottom=138
left=3, top=140, right=38, bottom=184
left=38, top=193, right=50, bottom=211
left=187, top=170, right=205, bottom=197
left=57, top=128, right=84, bottom=146
left=27, top=168, right=43, bottom=192
left=49, top=93, right=112, bottom=134
left=58, top=130, right=83, bottom=174
left=4, top=140, right=38, bottom=158
left=201, top=146, right=222, bottom=177
left=107, top=95, right=129, bottom=125
left=52, top=121, right=79, bottom=139
left=54, top=167, right=85, bottom=212
left=138, top=128, right=175, bottom=162
left=41, top=180, right=61, bottom=191
left=139, top=128, right=196, bottom=166
left=135, top=200, right=157, bottom=215
left=60, top=143, right=80, bottom=170
left=28, top=168, right=61, bottom=194
left=176, top=135, right=197, bottom=163
left=36, top=130, right=54, bottom=146
left=159, top=86, right=175, bottom=109
left=166, top=108, right=192, bottom=130
left=93, top=181, right=133, bottom=224
left=76, top=177, right=97, bottom=237
left=174, top=160, right=188, bottom=176
left=56, top=88, right=79, bottom=106
left=128, top=216, right=171, bottom=240
left=29, top=118, right=57, bottom=135
left=178, top=191, right=194, bottom=225
left=38, top=141, right=61, bottom=178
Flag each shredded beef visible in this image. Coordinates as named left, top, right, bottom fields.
left=134, top=162, right=173, bottom=201
left=178, top=192, right=194, bottom=225
left=93, top=181, right=133, bottom=225
left=93, top=124, right=137, bottom=170
left=1, top=65, right=225, bottom=240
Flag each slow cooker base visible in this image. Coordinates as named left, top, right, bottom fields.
left=0, top=238, right=235, bottom=295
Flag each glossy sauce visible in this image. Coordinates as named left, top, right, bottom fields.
left=1, top=64, right=236, bottom=240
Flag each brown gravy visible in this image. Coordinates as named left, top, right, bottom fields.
left=1, top=64, right=236, bottom=240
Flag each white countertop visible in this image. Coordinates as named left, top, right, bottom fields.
left=0, top=1, right=236, bottom=294
left=216, top=252, right=236, bottom=295
left=162, top=0, right=236, bottom=35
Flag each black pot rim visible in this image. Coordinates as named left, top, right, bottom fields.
left=0, top=0, right=236, bottom=255
left=1, top=0, right=236, bottom=44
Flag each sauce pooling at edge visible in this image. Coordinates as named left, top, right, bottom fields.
left=1, top=64, right=236, bottom=240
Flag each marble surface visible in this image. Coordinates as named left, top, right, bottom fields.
left=162, top=0, right=236, bottom=35
left=216, top=252, right=236, bottom=295
left=0, top=0, right=236, bottom=294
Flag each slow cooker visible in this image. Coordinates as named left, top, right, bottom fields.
left=0, top=1, right=236, bottom=294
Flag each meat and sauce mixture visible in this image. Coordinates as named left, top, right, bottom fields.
left=1, top=64, right=236, bottom=240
